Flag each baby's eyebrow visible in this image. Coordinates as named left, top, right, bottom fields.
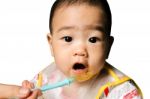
left=85, top=25, right=105, bottom=32
left=56, top=26, right=75, bottom=33
left=56, top=25, right=105, bottom=33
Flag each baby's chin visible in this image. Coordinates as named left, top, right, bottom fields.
left=72, top=71, right=98, bottom=82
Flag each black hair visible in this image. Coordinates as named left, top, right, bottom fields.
left=49, top=0, right=112, bottom=36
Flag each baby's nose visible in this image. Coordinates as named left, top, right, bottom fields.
left=73, top=48, right=88, bottom=57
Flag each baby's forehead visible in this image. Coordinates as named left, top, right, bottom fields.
left=53, top=5, right=105, bottom=32
left=53, top=4, right=105, bottom=22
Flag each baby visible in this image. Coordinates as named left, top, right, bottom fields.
left=22, top=0, right=143, bottom=99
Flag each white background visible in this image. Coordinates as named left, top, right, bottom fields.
left=0, top=0, right=149, bottom=98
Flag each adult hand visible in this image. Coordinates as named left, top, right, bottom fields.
left=17, top=80, right=42, bottom=99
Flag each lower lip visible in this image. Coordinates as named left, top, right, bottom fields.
left=71, top=68, right=88, bottom=75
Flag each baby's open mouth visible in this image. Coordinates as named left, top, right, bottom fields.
left=72, top=63, right=95, bottom=82
left=72, top=63, right=86, bottom=70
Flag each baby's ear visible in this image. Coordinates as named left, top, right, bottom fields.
left=47, top=33, right=54, bottom=56
left=106, top=36, right=114, bottom=59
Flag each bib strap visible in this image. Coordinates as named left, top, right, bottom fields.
left=96, top=66, right=131, bottom=99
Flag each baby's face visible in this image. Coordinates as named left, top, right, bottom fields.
left=48, top=4, right=107, bottom=82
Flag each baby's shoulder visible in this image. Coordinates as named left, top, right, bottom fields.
left=31, top=63, right=60, bottom=86
left=96, top=64, right=143, bottom=99
left=104, top=64, right=126, bottom=78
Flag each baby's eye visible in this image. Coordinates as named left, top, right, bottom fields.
left=88, top=37, right=100, bottom=43
left=62, top=36, right=72, bottom=42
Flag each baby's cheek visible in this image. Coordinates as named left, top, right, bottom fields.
left=90, top=65, right=101, bottom=73
left=57, top=64, right=70, bottom=76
